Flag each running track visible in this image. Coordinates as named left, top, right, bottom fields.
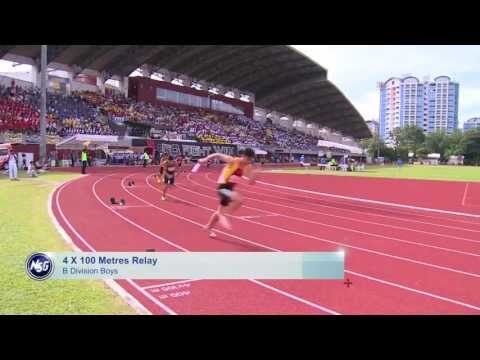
left=51, top=166, right=480, bottom=314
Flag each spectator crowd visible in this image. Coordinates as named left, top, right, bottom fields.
left=0, top=82, right=320, bottom=151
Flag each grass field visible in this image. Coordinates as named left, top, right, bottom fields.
left=0, top=171, right=135, bottom=315
left=265, top=165, right=480, bottom=182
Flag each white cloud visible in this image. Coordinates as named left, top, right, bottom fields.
left=354, top=91, right=379, bottom=120
left=291, top=45, right=480, bottom=127
left=460, top=87, right=480, bottom=108
left=459, top=87, right=480, bottom=126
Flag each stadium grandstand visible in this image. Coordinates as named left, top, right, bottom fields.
left=0, top=45, right=368, bottom=165
left=5, top=45, right=479, bottom=317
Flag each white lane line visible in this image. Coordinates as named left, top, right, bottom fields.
left=178, top=175, right=480, bottom=276
left=120, top=174, right=339, bottom=315
left=238, top=214, right=281, bottom=220
left=176, top=177, right=480, bottom=276
left=112, top=205, right=153, bottom=210
left=142, top=279, right=203, bottom=290
left=130, top=176, right=278, bottom=252
left=149, top=174, right=480, bottom=311
left=249, top=279, right=341, bottom=315
left=54, top=178, right=173, bottom=315
left=183, top=175, right=480, bottom=256
left=255, top=179, right=480, bottom=218
left=205, top=173, right=480, bottom=234
left=94, top=175, right=189, bottom=252
left=91, top=175, right=180, bottom=315
left=245, top=216, right=480, bottom=278
left=462, top=183, right=470, bottom=207
left=346, top=270, right=480, bottom=312
left=202, top=174, right=480, bottom=241
left=241, top=173, right=480, bottom=227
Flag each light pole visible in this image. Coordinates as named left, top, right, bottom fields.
left=39, top=45, right=47, bottom=163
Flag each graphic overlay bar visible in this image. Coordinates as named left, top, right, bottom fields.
left=37, top=252, right=344, bottom=280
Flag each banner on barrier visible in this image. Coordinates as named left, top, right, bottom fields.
left=132, top=139, right=238, bottom=158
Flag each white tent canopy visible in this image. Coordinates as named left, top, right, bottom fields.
left=317, top=140, right=363, bottom=155
left=253, top=148, right=267, bottom=155
left=56, top=134, right=121, bottom=150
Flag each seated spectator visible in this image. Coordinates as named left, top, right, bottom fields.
left=1, top=85, right=335, bottom=152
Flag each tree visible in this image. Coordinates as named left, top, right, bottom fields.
left=415, top=146, right=429, bottom=159
left=392, top=125, right=425, bottom=160
left=444, top=129, right=467, bottom=159
left=359, top=136, right=380, bottom=158
left=424, top=130, right=450, bottom=160
left=359, top=135, right=395, bottom=161
left=464, top=128, right=480, bottom=165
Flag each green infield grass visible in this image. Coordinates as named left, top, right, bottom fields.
left=0, top=171, right=135, bottom=314
left=265, top=165, right=480, bottom=182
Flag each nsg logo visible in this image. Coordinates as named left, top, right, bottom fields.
left=26, top=253, right=55, bottom=280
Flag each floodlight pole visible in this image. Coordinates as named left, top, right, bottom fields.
left=39, top=45, right=47, bottom=164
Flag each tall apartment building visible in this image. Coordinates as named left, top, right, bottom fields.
left=379, top=76, right=459, bottom=140
left=463, top=117, right=480, bottom=131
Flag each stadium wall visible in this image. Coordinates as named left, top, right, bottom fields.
left=13, top=144, right=57, bottom=161
left=71, top=80, right=98, bottom=93
left=0, top=75, right=34, bottom=90
left=128, top=77, right=254, bottom=118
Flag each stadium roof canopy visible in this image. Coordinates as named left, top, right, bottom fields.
left=0, top=45, right=371, bottom=138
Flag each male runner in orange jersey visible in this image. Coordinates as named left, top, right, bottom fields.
left=198, top=148, right=256, bottom=238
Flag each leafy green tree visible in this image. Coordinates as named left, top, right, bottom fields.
left=365, top=127, right=478, bottom=164
left=359, top=135, right=396, bottom=161
left=399, top=125, right=426, bottom=150
left=424, top=130, right=450, bottom=160
left=359, top=136, right=380, bottom=158
left=464, top=128, right=480, bottom=165
left=392, top=125, right=425, bottom=160
left=415, top=146, right=429, bottom=159
left=444, top=129, right=467, bottom=159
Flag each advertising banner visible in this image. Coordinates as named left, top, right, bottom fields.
left=132, top=139, right=238, bottom=158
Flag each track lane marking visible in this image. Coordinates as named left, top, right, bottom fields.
left=462, top=183, right=470, bottom=206
left=184, top=175, right=480, bottom=255
left=241, top=174, right=480, bottom=229
left=55, top=178, right=175, bottom=315
left=142, top=279, right=202, bottom=290
left=201, top=173, right=480, bottom=239
left=255, top=178, right=480, bottom=218
left=112, top=173, right=340, bottom=315
left=142, top=173, right=480, bottom=311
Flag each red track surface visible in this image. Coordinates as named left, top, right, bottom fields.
left=51, top=166, right=480, bottom=314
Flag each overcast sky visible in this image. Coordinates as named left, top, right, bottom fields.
left=292, top=45, right=480, bottom=127
left=2, top=46, right=479, bottom=127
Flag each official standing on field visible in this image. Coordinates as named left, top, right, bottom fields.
left=7, top=148, right=19, bottom=181
left=81, top=148, right=88, bottom=174
left=142, top=150, right=150, bottom=168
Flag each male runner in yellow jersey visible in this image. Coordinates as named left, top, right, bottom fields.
left=198, top=148, right=256, bottom=238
